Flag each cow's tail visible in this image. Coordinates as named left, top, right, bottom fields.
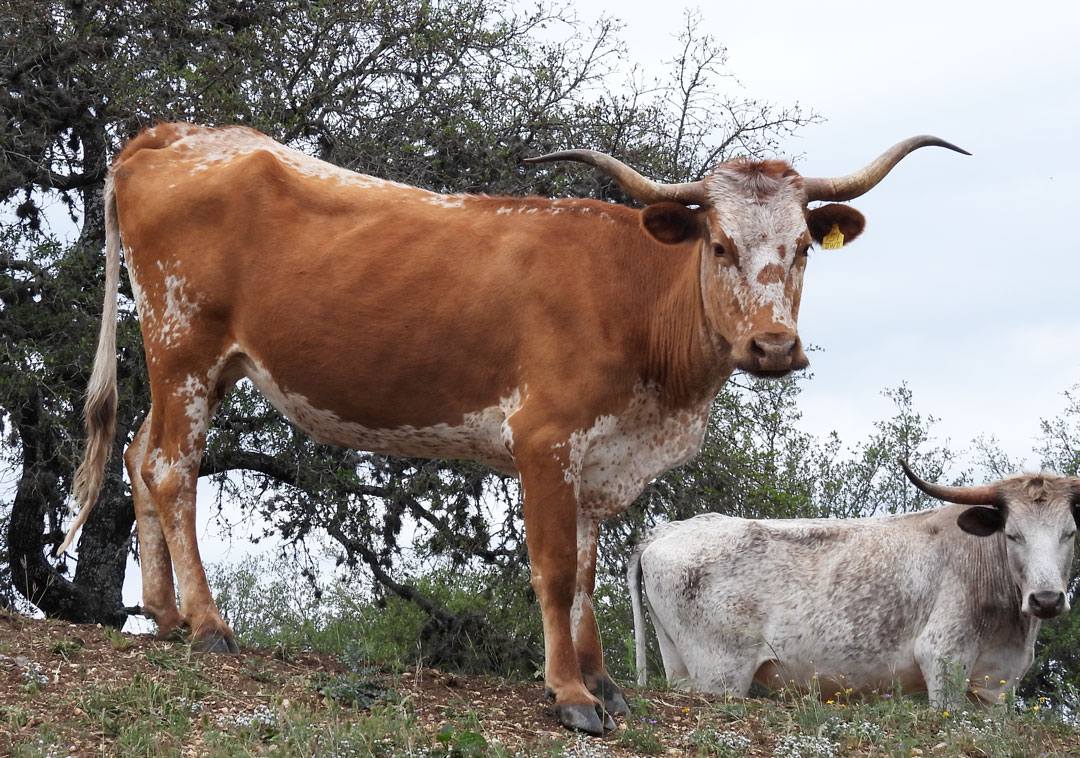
left=627, top=541, right=650, bottom=687
left=57, top=174, right=121, bottom=556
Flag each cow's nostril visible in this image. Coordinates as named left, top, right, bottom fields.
left=751, top=334, right=797, bottom=359
left=1029, top=590, right=1066, bottom=618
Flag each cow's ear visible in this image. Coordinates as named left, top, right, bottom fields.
left=641, top=202, right=705, bottom=245
left=957, top=506, right=1005, bottom=536
left=807, top=203, right=866, bottom=247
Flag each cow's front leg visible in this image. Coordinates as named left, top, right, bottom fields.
left=915, top=628, right=976, bottom=708
left=515, top=432, right=606, bottom=735
left=573, top=516, right=629, bottom=723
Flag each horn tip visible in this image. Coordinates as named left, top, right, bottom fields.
left=914, top=135, right=972, bottom=157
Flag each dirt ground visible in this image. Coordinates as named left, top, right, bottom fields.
left=0, top=610, right=764, bottom=756
left=3, top=610, right=1078, bottom=757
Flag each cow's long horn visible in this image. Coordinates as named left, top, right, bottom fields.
left=803, top=136, right=971, bottom=203
left=525, top=149, right=705, bottom=206
left=898, top=459, right=1002, bottom=506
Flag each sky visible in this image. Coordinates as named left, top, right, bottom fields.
left=569, top=0, right=1080, bottom=470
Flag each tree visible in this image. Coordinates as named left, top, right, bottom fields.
left=1, top=0, right=814, bottom=665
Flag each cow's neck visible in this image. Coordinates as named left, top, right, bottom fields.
left=641, top=242, right=732, bottom=409
left=958, top=531, right=1030, bottom=629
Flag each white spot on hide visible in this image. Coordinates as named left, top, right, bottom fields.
left=560, top=383, right=712, bottom=518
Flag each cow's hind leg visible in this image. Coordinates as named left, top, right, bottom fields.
left=648, top=603, right=690, bottom=686
left=573, top=516, right=629, bottom=723
left=125, top=409, right=183, bottom=638
left=139, top=374, right=237, bottom=653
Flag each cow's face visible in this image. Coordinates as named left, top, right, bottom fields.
left=641, top=160, right=865, bottom=378
left=957, top=478, right=1080, bottom=619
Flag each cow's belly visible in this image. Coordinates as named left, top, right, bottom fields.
left=243, top=357, right=520, bottom=475
left=754, top=597, right=926, bottom=696
left=245, top=357, right=709, bottom=505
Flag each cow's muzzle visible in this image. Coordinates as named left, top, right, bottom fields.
left=734, top=331, right=809, bottom=378
left=1027, top=590, right=1067, bottom=619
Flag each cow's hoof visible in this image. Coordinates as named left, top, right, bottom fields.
left=602, top=710, right=616, bottom=731
left=590, top=675, right=630, bottom=716
left=192, top=631, right=239, bottom=654
left=554, top=703, right=605, bottom=735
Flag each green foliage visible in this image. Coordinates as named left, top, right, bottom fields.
left=434, top=722, right=489, bottom=758
left=46, top=637, right=84, bottom=662
left=79, top=670, right=204, bottom=749
left=208, top=554, right=543, bottom=675
left=315, top=666, right=394, bottom=710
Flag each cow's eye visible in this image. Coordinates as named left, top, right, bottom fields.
left=1063, top=530, right=1077, bottom=542
left=713, top=243, right=727, bottom=258
left=1006, top=533, right=1024, bottom=544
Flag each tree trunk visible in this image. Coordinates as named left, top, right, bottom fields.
left=6, top=387, right=133, bottom=627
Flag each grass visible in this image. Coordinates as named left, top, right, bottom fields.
left=5, top=643, right=1077, bottom=757
left=3, top=563, right=1078, bottom=757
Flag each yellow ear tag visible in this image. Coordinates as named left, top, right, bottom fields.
left=821, top=223, right=844, bottom=250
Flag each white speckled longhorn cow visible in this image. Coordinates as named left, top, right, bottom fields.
left=628, top=461, right=1078, bottom=706
left=62, top=122, right=966, bottom=734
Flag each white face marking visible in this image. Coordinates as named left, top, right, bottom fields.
left=703, top=166, right=807, bottom=334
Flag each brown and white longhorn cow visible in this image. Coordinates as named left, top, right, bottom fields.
left=62, top=123, right=966, bottom=734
